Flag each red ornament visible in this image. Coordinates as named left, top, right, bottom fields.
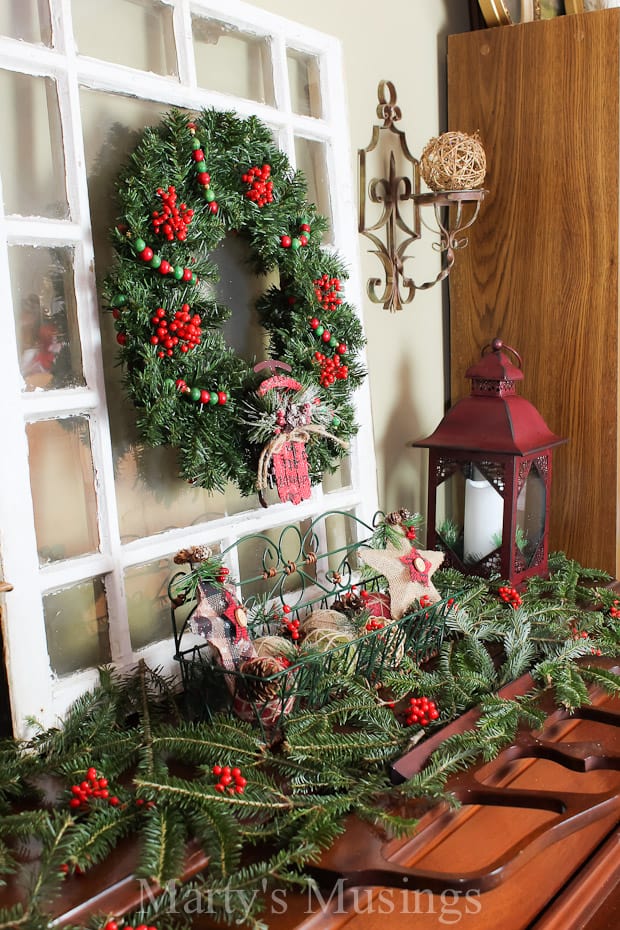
left=116, top=332, right=126, bottom=345
left=280, top=234, right=292, bottom=248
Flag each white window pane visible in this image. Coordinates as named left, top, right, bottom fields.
left=126, top=558, right=172, bottom=650
left=43, top=577, right=110, bottom=676
left=192, top=16, right=275, bottom=105
left=0, top=0, right=52, bottom=45
left=9, top=245, right=84, bottom=392
left=27, top=417, right=100, bottom=564
left=322, top=456, right=352, bottom=494
left=294, top=136, right=333, bottom=244
left=71, top=0, right=178, bottom=77
left=0, top=70, right=68, bottom=219
left=287, top=49, right=322, bottom=119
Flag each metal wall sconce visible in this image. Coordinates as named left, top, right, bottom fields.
left=358, top=81, right=487, bottom=312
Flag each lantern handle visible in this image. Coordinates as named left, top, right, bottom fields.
left=482, top=337, right=522, bottom=369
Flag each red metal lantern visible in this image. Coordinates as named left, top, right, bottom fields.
left=412, top=339, right=566, bottom=585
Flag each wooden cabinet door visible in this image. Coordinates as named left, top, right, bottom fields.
left=447, top=11, right=620, bottom=575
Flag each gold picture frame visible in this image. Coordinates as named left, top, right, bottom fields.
left=478, top=1, right=582, bottom=24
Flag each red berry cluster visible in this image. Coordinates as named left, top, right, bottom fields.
left=314, top=352, right=349, bottom=388
left=69, top=768, right=119, bottom=810
left=216, top=565, right=230, bottom=584
left=404, top=524, right=417, bottom=541
left=151, top=185, right=193, bottom=241
left=103, top=921, right=158, bottom=930
left=498, top=585, right=522, bottom=609
left=570, top=624, right=589, bottom=640
left=419, top=594, right=432, bottom=608
left=610, top=599, right=620, bottom=619
left=280, top=222, right=311, bottom=250
left=313, top=274, right=343, bottom=311
left=405, top=696, right=439, bottom=727
left=365, top=617, right=385, bottom=632
left=569, top=623, right=603, bottom=656
left=212, top=764, right=247, bottom=794
left=150, top=305, right=202, bottom=358
left=188, top=127, right=218, bottom=213
left=242, top=164, right=273, bottom=206
left=175, top=378, right=228, bottom=407
left=282, top=604, right=300, bottom=642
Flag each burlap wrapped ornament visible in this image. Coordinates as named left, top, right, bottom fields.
left=359, top=537, right=444, bottom=619
left=420, top=131, right=486, bottom=192
left=233, top=654, right=294, bottom=727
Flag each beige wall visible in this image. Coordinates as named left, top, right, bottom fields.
left=251, top=0, right=472, bottom=524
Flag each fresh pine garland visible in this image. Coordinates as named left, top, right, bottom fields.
left=2, top=555, right=620, bottom=929
left=103, top=109, right=366, bottom=496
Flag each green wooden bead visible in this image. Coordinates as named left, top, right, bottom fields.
left=192, top=138, right=201, bottom=150
left=190, top=387, right=201, bottom=401
left=205, top=189, right=215, bottom=202
left=209, top=392, right=219, bottom=405
left=133, top=238, right=146, bottom=253
left=291, top=238, right=301, bottom=250
left=150, top=255, right=162, bottom=268
left=315, top=325, right=324, bottom=337
left=174, top=265, right=184, bottom=279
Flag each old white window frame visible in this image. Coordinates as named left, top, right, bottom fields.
left=0, top=0, right=378, bottom=735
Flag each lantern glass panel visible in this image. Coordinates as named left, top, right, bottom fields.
left=516, top=458, right=547, bottom=568
left=435, top=466, right=465, bottom=563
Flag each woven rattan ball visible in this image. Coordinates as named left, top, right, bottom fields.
left=420, top=131, right=486, bottom=192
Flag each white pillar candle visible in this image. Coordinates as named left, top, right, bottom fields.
left=463, top=478, right=504, bottom=563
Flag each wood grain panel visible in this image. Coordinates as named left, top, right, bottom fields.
left=447, top=11, right=620, bottom=574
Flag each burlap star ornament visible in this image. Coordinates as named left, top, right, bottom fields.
left=360, top=536, right=444, bottom=619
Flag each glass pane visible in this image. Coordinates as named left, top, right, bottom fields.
left=9, top=245, right=84, bottom=392
left=43, top=577, right=110, bottom=676
left=516, top=458, right=547, bottom=569
left=126, top=558, right=173, bottom=650
left=236, top=520, right=314, bottom=605
left=27, top=417, right=99, bottom=564
left=287, top=49, right=322, bottom=119
left=192, top=16, right=275, bottom=105
left=294, top=137, right=333, bottom=243
left=322, top=456, right=352, bottom=494
left=0, top=70, right=67, bottom=218
left=80, top=89, right=266, bottom=540
left=0, top=0, right=52, bottom=45
left=436, top=466, right=466, bottom=561
left=71, top=0, right=177, bottom=77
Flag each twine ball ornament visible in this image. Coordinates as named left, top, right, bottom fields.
left=254, top=635, right=296, bottom=660
left=299, top=609, right=350, bottom=637
left=420, top=131, right=486, bottom=192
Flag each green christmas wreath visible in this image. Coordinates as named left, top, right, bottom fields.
left=103, top=108, right=366, bottom=502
